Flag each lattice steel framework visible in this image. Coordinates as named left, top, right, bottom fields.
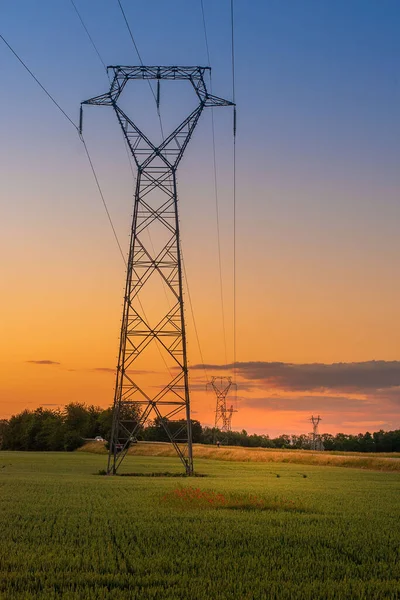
left=207, top=376, right=237, bottom=435
left=81, top=66, right=233, bottom=475
left=225, top=404, right=237, bottom=432
left=310, top=415, right=322, bottom=451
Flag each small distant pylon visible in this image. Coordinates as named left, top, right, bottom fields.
left=225, top=404, right=238, bottom=432
left=207, top=377, right=237, bottom=439
left=309, top=415, right=324, bottom=451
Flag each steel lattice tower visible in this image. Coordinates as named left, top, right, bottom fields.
left=81, top=66, right=233, bottom=475
left=225, top=404, right=237, bottom=432
left=310, top=415, right=322, bottom=450
left=207, top=376, right=237, bottom=435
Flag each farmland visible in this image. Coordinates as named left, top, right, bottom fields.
left=81, top=441, right=400, bottom=472
left=0, top=451, right=399, bottom=599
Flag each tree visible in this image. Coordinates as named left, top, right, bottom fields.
left=272, top=434, right=291, bottom=449
left=97, top=407, right=113, bottom=441
left=0, top=420, right=9, bottom=449
left=321, top=433, right=335, bottom=451
left=63, top=403, right=91, bottom=439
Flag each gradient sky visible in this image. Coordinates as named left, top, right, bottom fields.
left=1, top=1, right=399, bottom=435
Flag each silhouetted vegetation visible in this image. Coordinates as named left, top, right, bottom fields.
left=201, top=427, right=400, bottom=452
left=1, top=404, right=400, bottom=452
left=0, top=404, right=117, bottom=452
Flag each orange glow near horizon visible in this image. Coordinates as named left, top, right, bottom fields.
left=1, top=26, right=399, bottom=436
left=1, top=201, right=400, bottom=435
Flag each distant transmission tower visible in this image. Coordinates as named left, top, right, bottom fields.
left=81, top=66, right=233, bottom=475
left=225, top=405, right=237, bottom=432
left=310, top=415, right=323, bottom=451
left=207, top=376, right=237, bottom=438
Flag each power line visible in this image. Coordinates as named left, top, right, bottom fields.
left=1, top=28, right=174, bottom=382
left=0, top=32, right=125, bottom=264
left=74, top=26, right=172, bottom=377
left=199, top=1, right=228, bottom=366
left=0, top=33, right=78, bottom=131
left=200, top=0, right=211, bottom=66
left=182, top=256, right=209, bottom=383
left=115, top=3, right=209, bottom=382
left=231, top=1, right=236, bottom=107
left=69, top=0, right=109, bottom=75
left=230, top=0, right=237, bottom=381
left=211, top=91, right=228, bottom=367
left=116, top=0, right=145, bottom=64
left=81, top=138, right=126, bottom=264
left=116, top=0, right=164, bottom=139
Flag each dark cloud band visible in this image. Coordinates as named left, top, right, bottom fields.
left=191, top=360, right=400, bottom=393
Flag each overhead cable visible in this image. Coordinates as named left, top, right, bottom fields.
left=81, top=138, right=126, bottom=264
left=1, top=28, right=174, bottom=379
left=230, top=0, right=237, bottom=382
left=182, top=257, right=209, bottom=383
left=200, top=0, right=228, bottom=367
left=0, top=33, right=78, bottom=131
left=116, top=0, right=164, bottom=139
left=114, top=2, right=210, bottom=379
left=0, top=32, right=125, bottom=264
left=69, top=0, right=109, bottom=75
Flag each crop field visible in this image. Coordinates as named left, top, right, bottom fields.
left=0, top=451, right=399, bottom=599
left=81, top=441, right=400, bottom=472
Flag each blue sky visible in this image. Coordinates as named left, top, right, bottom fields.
left=1, top=1, right=399, bottom=432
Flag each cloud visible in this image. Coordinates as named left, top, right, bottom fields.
left=191, top=361, right=400, bottom=393
left=374, top=386, right=400, bottom=406
left=342, top=421, right=387, bottom=427
left=26, top=360, right=60, bottom=365
left=239, top=394, right=373, bottom=413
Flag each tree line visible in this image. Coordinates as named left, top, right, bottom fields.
left=0, top=403, right=399, bottom=453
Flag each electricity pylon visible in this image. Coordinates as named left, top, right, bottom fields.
left=310, top=415, right=323, bottom=451
left=225, top=404, right=237, bottom=432
left=207, top=376, right=237, bottom=437
left=81, top=66, right=233, bottom=475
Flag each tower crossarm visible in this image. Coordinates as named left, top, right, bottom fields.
left=81, top=66, right=234, bottom=169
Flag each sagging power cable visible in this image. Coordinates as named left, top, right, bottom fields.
left=115, top=2, right=210, bottom=377
left=0, top=33, right=77, bottom=131
left=230, top=0, right=237, bottom=383
left=199, top=1, right=229, bottom=368
left=0, top=29, right=174, bottom=378
left=182, top=257, right=209, bottom=383
left=0, top=32, right=125, bottom=266
left=69, top=0, right=109, bottom=76
left=116, top=0, right=164, bottom=139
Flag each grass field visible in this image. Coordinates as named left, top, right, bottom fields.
left=80, top=440, right=400, bottom=472
left=1, top=451, right=399, bottom=599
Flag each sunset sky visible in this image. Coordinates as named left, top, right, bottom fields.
left=1, top=1, right=399, bottom=436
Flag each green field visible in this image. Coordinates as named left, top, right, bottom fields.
left=0, top=452, right=399, bottom=599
